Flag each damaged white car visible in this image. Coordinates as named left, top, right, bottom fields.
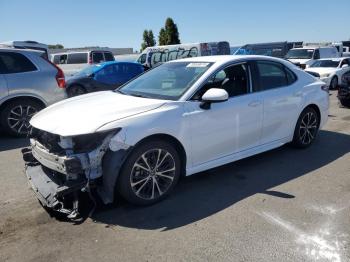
left=23, top=55, right=329, bottom=218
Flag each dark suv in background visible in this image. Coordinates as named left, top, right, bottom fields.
left=338, top=71, right=350, bottom=107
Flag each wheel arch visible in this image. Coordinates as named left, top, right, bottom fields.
left=0, top=95, right=46, bottom=113
left=303, top=103, right=321, bottom=125
left=99, top=133, right=187, bottom=205
left=66, top=83, right=87, bottom=93
left=133, top=133, right=187, bottom=176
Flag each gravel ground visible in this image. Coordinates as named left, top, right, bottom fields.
left=0, top=91, right=349, bottom=262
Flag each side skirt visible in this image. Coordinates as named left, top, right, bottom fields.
left=186, top=137, right=291, bottom=176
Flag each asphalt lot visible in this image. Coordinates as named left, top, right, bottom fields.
left=0, top=91, right=349, bottom=262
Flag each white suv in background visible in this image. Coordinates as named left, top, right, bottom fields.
left=305, top=58, right=350, bottom=89
left=51, top=50, right=115, bottom=76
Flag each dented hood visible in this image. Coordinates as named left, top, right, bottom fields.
left=30, top=91, right=166, bottom=136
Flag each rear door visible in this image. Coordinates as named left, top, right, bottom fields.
left=253, top=60, right=301, bottom=144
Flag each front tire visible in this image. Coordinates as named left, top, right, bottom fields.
left=291, top=107, right=320, bottom=148
left=117, top=140, right=181, bottom=205
left=0, top=99, right=43, bottom=137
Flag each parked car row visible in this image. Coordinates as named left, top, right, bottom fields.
left=0, top=48, right=146, bottom=136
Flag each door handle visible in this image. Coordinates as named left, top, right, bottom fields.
left=248, top=101, right=261, bottom=107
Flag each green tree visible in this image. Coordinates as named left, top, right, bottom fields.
left=158, top=28, right=167, bottom=46
left=141, top=30, right=156, bottom=51
left=158, top=17, right=181, bottom=46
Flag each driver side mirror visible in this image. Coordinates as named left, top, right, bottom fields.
left=200, top=88, right=228, bottom=110
left=341, top=64, right=349, bottom=68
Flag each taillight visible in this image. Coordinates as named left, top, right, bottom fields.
left=46, top=60, right=66, bottom=88
left=89, top=53, right=93, bottom=64
left=56, top=67, right=66, bottom=88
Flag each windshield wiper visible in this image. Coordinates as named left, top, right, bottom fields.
left=128, top=93, right=149, bottom=98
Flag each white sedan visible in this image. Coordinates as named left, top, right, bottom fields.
left=305, top=57, right=350, bottom=89
left=24, top=55, right=329, bottom=217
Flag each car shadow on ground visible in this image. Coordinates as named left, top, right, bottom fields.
left=0, top=132, right=29, bottom=152
left=91, top=130, right=350, bottom=230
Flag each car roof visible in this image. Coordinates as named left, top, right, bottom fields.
left=169, top=55, right=292, bottom=65
left=317, top=58, right=345, bottom=61
left=100, top=61, right=142, bottom=66
left=52, top=50, right=112, bottom=55
left=0, top=47, right=44, bottom=54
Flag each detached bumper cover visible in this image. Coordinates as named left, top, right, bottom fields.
left=31, top=139, right=85, bottom=175
left=25, top=164, right=86, bottom=208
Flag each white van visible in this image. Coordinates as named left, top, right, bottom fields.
left=137, top=41, right=230, bottom=68
left=51, top=50, right=115, bottom=76
left=0, top=40, right=49, bottom=59
left=285, top=46, right=339, bottom=69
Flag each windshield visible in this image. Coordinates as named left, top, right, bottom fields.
left=117, top=62, right=213, bottom=100
left=310, top=60, right=339, bottom=68
left=285, top=49, right=314, bottom=59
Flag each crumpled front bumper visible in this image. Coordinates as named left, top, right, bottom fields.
left=22, top=148, right=87, bottom=215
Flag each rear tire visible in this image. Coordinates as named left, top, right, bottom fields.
left=67, top=85, right=86, bottom=97
left=117, top=140, right=181, bottom=206
left=291, top=107, right=320, bottom=148
left=0, top=99, right=43, bottom=137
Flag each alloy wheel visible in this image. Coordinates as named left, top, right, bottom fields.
left=130, top=148, right=176, bottom=200
left=7, top=105, right=37, bottom=135
left=299, top=111, right=318, bottom=145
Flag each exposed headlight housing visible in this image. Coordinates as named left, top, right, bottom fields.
left=72, top=128, right=121, bottom=153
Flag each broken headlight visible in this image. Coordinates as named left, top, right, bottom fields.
left=72, top=128, right=121, bottom=153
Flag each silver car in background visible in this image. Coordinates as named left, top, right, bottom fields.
left=0, top=48, right=67, bottom=136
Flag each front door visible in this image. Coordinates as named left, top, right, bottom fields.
left=185, top=62, right=263, bottom=167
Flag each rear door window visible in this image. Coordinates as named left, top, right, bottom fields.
left=256, top=61, right=288, bottom=90
left=0, top=52, right=37, bottom=74
left=92, top=52, right=104, bottom=63
left=67, top=53, right=87, bottom=64
left=104, top=52, right=114, bottom=61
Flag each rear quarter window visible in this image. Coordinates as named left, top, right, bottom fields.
left=0, top=52, right=37, bottom=74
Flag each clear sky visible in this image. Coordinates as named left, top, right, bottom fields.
left=1, top=0, right=349, bottom=51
